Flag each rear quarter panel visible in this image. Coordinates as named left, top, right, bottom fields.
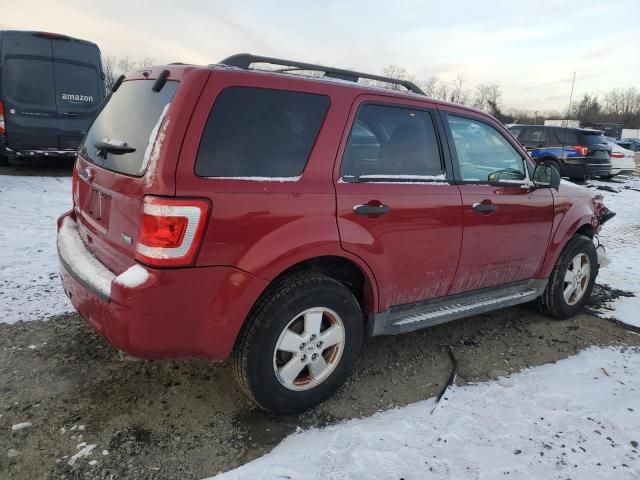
left=175, top=69, right=379, bottom=310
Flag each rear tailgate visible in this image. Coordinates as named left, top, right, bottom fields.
left=580, top=131, right=611, bottom=163
left=73, top=67, right=210, bottom=274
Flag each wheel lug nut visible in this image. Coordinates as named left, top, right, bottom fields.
left=299, top=343, right=305, bottom=350
left=312, top=353, right=318, bottom=360
left=310, top=334, right=316, bottom=341
left=301, top=354, right=307, bottom=362
left=316, top=342, right=322, bottom=348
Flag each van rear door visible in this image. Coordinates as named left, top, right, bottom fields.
left=1, top=32, right=58, bottom=150
left=51, top=39, right=104, bottom=151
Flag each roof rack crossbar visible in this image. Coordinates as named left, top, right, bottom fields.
left=219, top=54, right=425, bottom=95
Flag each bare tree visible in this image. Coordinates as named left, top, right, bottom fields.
left=101, top=54, right=156, bottom=91
left=473, top=83, right=502, bottom=112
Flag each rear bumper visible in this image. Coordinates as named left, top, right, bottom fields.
left=57, top=211, right=268, bottom=360
left=562, top=160, right=612, bottom=178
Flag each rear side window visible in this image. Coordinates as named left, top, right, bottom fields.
left=195, top=87, right=330, bottom=178
left=4, top=58, right=55, bottom=107
left=554, top=129, right=578, bottom=145
left=340, top=104, right=444, bottom=180
left=80, top=80, right=178, bottom=176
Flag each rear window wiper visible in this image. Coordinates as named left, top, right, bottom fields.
left=95, top=138, right=136, bottom=158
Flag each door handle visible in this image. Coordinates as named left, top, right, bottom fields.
left=63, top=112, right=78, bottom=117
left=353, top=203, right=390, bottom=216
left=472, top=200, right=497, bottom=214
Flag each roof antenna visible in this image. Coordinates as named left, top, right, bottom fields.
left=560, top=72, right=576, bottom=157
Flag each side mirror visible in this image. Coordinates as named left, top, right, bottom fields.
left=533, top=164, right=561, bottom=190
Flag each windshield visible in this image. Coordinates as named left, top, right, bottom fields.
left=80, top=80, right=178, bottom=176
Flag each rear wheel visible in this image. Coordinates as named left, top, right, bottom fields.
left=537, top=235, right=598, bottom=319
left=232, top=272, right=363, bottom=414
left=541, top=158, right=561, bottom=176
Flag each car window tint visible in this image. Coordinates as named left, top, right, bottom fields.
left=4, top=58, right=55, bottom=107
left=80, top=80, right=178, bottom=176
left=195, top=87, right=330, bottom=178
left=447, top=115, right=526, bottom=183
left=554, top=128, right=578, bottom=145
left=508, top=126, right=524, bottom=138
left=340, top=104, right=444, bottom=180
left=580, top=131, right=608, bottom=145
left=519, top=127, right=546, bottom=143
left=54, top=62, right=102, bottom=111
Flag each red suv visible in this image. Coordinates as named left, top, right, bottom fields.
left=57, top=54, right=612, bottom=413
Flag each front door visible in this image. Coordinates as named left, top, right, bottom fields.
left=335, top=96, right=463, bottom=312
left=442, top=111, right=554, bottom=294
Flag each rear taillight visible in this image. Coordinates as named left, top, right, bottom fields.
left=572, top=145, right=588, bottom=156
left=71, top=162, right=79, bottom=206
left=135, top=196, right=209, bottom=267
left=611, top=152, right=625, bottom=158
left=0, top=101, right=5, bottom=134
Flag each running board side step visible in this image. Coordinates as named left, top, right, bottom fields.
left=369, top=279, right=547, bottom=336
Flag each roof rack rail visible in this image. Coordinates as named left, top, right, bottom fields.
left=218, top=53, right=425, bottom=95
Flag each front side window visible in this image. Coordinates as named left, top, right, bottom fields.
left=340, top=104, right=444, bottom=181
left=195, top=87, right=330, bottom=178
left=519, top=127, right=547, bottom=144
left=448, top=115, right=526, bottom=183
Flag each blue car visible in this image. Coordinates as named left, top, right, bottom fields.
left=507, top=125, right=612, bottom=180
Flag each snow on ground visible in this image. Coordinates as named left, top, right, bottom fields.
left=0, top=175, right=72, bottom=323
left=211, top=346, right=640, bottom=480
left=588, top=174, right=640, bottom=328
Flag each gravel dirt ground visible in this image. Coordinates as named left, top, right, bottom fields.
left=1, top=294, right=639, bottom=480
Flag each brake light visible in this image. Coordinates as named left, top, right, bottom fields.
left=611, top=152, right=624, bottom=158
left=71, top=162, right=79, bottom=206
left=572, top=145, right=588, bottom=156
left=0, top=101, right=5, bottom=134
left=135, top=196, right=209, bottom=267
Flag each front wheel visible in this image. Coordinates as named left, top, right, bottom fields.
left=232, top=272, right=363, bottom=414
left=537, top=235, right=598, bottom=319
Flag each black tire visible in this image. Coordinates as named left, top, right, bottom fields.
left=232, top=272, right=364, bottom=414
left=537, top=235, right=598, bottom=319
left=542, top=159, right=561, bottom=176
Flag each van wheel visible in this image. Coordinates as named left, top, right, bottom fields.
left=232, top=272, right=363, bottom=414
left=0, top=153, right=7, bottom=166
left=537, top=235, right=598, bottom=319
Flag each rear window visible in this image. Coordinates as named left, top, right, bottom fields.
left=195, top=87, right=330, bottom=178
left=4, top=58, right=55, bottom=107
left=80, top=80, right=178, bottom=176
left=580, top=131, right=607, bottom=145
left=54, top=62, right=102, bottom=111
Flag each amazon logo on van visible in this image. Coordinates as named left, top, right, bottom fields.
left=61, top=93, right=94, bottom=104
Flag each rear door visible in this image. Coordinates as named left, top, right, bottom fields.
left=51, top=39, right=104, bottom=151
left=335, top=95, right=463, bottom=312
left=74, top=72, right=198, bottom=274
left=579, top=130, right=612, bottom=163
left=441, top=110, right=554, bottom=294
left=0, top=32, right=58, bottom=150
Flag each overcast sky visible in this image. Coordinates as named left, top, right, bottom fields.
left=2, top=0, right=639, bottom=111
